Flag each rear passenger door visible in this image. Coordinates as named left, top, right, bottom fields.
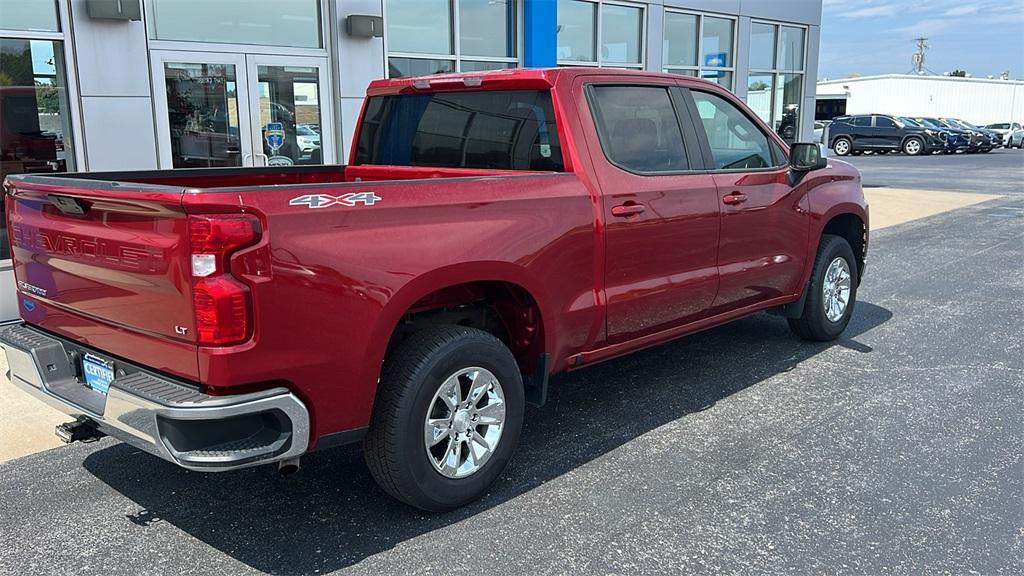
left=685, top=89, right=809, bottom=312
left=580, top=80, right=721, bottom=343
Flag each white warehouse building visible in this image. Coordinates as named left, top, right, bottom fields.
left=816, top=75, right=1024, bottom=126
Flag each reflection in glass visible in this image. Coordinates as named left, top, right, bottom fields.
left=0, top=39, right=75, bottom=182
left=557, top=0, right=596, bottom=62
left=774, top=73, right=803, bottom=143
left=258, top=65, right=323, bottom=165
left=386, top=0, right=452, bottom=55
left=460, top=60, right=515, bottom=72
left=459, top=0, right=516, bottom=58
left=600, top=3, right=643, bottom=64
left=388, top=58, right=454, bottom=78
left=1, top=38, right=75, bottom=259
left=163, top=62, right=241, bottom=168
left=701, top=17, right=733, bottom=69
left=746, top=73, right=774, bottom=126
left=702, top=70, right=733, bottom=90
left=749, top=22, right=775, bottom=70
left=663, top=12, right=698, bottom=67
left=778, top=26, right=805, bottom=71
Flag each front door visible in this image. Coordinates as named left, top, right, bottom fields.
left=581, top=81, right=721, bottom=344
left=687, top=89, right=809, bottom=312
left=152, top=51, right=334, bottom=168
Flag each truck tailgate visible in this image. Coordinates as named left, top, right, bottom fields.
left=5, top=176, right=198, bottom=375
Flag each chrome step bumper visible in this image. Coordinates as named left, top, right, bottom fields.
left=0, top=323, right=309, bottom=471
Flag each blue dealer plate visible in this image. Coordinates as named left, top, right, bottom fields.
left=82, top=353, right=115, bottom=395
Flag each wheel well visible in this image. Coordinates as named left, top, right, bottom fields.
left=388, top=281, right=545, bottom=373
left=822, top=213, right=866, bottom=280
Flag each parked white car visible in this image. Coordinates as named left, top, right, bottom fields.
left=983, top=122, right=1024, bottom=148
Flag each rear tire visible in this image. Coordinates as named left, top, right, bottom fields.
left=788, top=235, right=859, bottom=341
left=833, top=137, right=852, bottom=156
left=364, top=325, right=525, bottom=511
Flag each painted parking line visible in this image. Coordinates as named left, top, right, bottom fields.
left=0, top=187, right=1004, bottom=464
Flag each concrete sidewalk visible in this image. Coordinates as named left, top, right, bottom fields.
left=0, top=186, right=1003, bottom=464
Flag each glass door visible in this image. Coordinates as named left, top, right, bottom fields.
left=151, top=51, right=252, bottom=168
left=151, top=51, right=334, bottom=168
left=245, top=54, right=334, bottom=167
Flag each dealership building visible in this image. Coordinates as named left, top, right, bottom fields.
left=0, top=0, right=823, bottom=319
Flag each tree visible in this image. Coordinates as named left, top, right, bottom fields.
left=748, top=81, right=770, bottom=91
left=950, top=69, right=968, bottom=77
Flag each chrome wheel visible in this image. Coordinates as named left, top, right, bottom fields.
left=424, top=367, right=506, bottom=479
left=822, top=257, right=852, bottom=323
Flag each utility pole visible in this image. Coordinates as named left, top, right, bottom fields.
left=911, top=37, right=929, bottom=75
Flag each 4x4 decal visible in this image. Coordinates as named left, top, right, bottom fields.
left=289, top=192, right=381, bottom=209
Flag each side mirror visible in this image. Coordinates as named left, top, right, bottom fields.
left=790, top=142, right=828, bottom=172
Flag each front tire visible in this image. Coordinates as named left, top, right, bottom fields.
left=364, top=325, right=525, bottom=511
left=788, top=235, right=859, bottom=341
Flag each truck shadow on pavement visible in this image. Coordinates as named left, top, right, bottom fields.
left=84, top=302, right=892, bottom=574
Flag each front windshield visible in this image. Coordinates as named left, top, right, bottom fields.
left=987, top=123, right=1009, bottom=130
left=900, top=117, right=922, bottom=127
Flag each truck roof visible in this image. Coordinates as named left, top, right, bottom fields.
left=366, top=67, right=726, bottom=96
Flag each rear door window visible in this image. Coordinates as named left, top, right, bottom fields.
left=588, top=85, right=689, bottom=173
left=355, top=90, right=563, bottom=171
left=852, top=116, right=872, bottom=127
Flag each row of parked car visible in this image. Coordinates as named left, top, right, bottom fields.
left=822, top=115, right=1024, bottom=156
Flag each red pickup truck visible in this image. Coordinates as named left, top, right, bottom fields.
left=1, top=68, right=867, bottom=511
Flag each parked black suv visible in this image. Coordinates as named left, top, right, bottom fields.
left=827, top=114, right=948, bottom=156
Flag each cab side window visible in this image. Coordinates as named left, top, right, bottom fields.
left=876, top=116, right=897, bottom=128
left=690, top=91, right=776, bottom=170
left=589, top=85, right=689, bottom=173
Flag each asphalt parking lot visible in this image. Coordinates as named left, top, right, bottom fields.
left=1, top=152, right=1022, bottom=575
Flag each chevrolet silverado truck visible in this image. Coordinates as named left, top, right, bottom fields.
left=1, top=69, right=867, bottom=511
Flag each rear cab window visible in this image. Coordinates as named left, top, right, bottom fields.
left=587, top=85, right=689, bottom=173
left=354, top=90, right=564, bottom=171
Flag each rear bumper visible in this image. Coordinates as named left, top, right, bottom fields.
left=0, top=323, right=309, bottom=471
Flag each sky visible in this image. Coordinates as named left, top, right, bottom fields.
left=818, top=0, right=1024, bottom=80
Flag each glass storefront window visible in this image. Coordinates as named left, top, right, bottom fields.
left=749, top=23, right=775, bottom=70
left=459, top=0, right=516, bottom=58
left=258, top=66, right=324, bottom=166
left=147, top=0, right=322, bottom=49
left=557, top=0, right=596, bottom=63
left=0, top=0, right=59, bottom=32
left=663, top=12, right=697, bottom=68
left=387, top=57, right=455, bottom=78
left=778, top=26, right=806, bottom=71
left=386, top=0, right=517, bottom=77
left=0, top=38, right=75, bottom=182
left=600, top=3, right=642, bottom=65
left=749, top=22, right=808, bottom=143
left=664, top=11, right=733, bottom=88
left=162, top=62, right=242, bottom=168
left=386, top=0, right=452, bottom=55
left=701, top=16, right=733, bottom=69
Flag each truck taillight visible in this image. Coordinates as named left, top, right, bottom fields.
left=188, top=215, right=261, bottom=345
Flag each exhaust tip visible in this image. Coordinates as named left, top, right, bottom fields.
left=277, top=457, right=300, bottom=476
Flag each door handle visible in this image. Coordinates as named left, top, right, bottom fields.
left=722, top=192, right=748, bottom=205
left=611, top=203, right=646, bottom=217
